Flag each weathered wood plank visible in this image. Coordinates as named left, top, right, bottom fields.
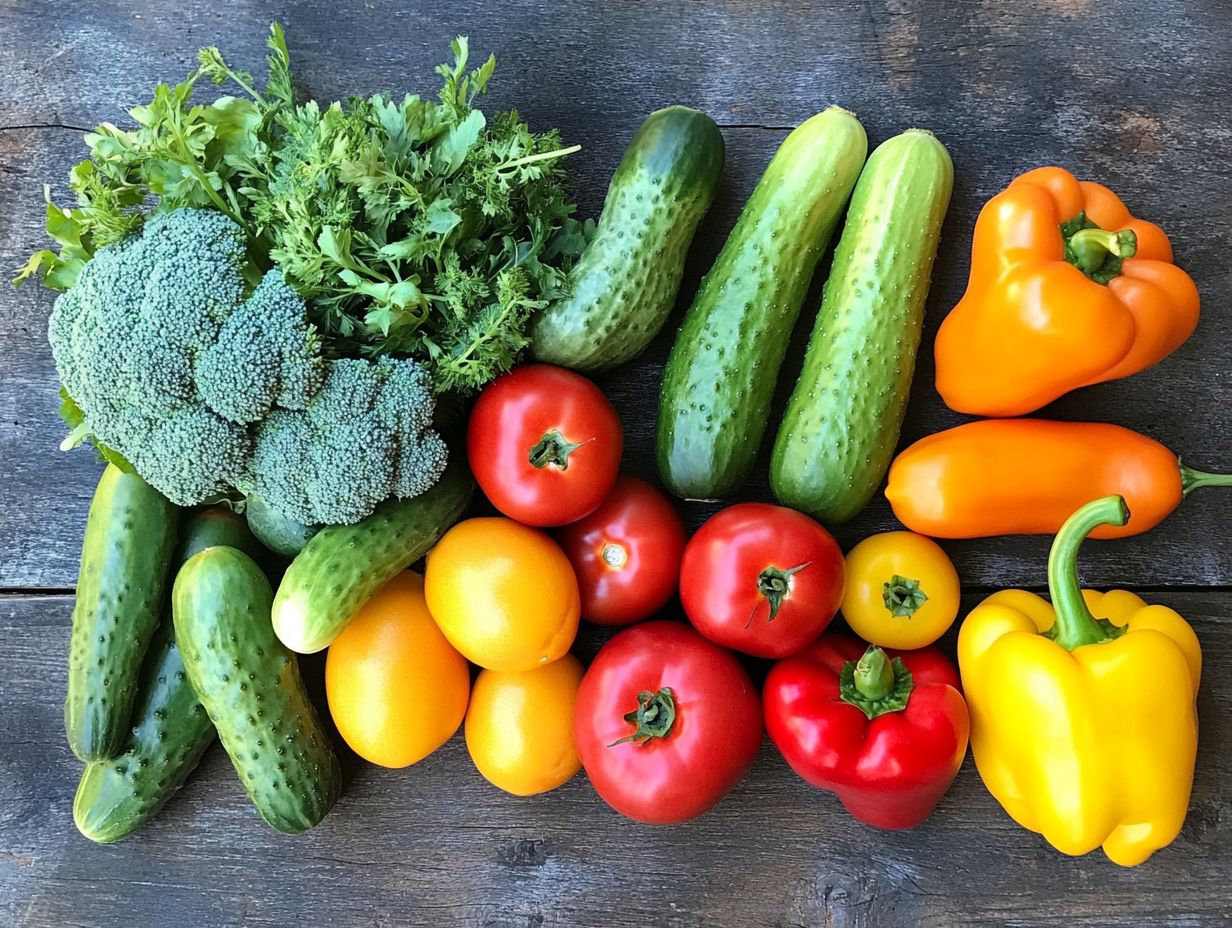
left=0, top=592, right=1228, bottom=927
left=1, top=2, right=1230, bottom=589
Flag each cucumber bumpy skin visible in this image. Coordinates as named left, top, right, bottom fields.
left=531, top=106, right=725, bottom=371
left=174, top=546, right=340, bottom=834
left=66, top=464, right=180, bottom=761
left=771, top=129, right=953, bottom=524
left=245, top=492, right=319, bottom=557
left=73, top=508, right=261, bottom=843
left=271, top=457, right=473, bottom=654
left=656, top=106, right=868, bottom=499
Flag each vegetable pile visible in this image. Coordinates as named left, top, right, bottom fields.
left=28, top=25, right=1228, bottom=872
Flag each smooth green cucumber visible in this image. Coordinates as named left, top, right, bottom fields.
left=531, top=106, right=724, bottom=370
left=245, top=492, right=319, bottom=556
left=771, top=129, right=953, bottom=523
left=656, top=107, right=868, bottom=499
left=66, top=464, right=180, bottom=761
left=73, top=507, right=262, bottom=843
left=271, top=457, right=473, bottom=653
left=174, top=546, right=340, bottom=834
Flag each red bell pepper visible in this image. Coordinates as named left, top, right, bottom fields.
left=763, top=633, right=969, bottom=829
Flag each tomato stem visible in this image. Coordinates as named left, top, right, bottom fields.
left=528, top=429, right=590, bottom=470
left=608, top=688, right=677, bottom=746
left=749, top=561, right=811, bottom=626
left=883, top=575, right=928, bottom=618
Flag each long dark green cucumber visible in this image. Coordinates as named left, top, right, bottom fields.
left=73, top=508, right=261, bottom=843
left=656, top=107, right=867, bottom=499
left=271, top=457, right=473, bottom=653
left=174, top=546, right=340, bottom=834
left=531, top=106, right=724, bottom=370
left=66, top=464, right=180, bottom=760
left=771, top=130, right=953, bottom=523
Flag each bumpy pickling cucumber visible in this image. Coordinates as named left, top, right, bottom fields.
left=66, top=464, right=180, bottom=761
left=245, top=492, right=319, bottom=556
left=272, top=458, right=473, bottom=653
left=174, top=546, right=340, bottom=833
left=656, top=107, right=868, bottom=499
left=771, top=129, right=953, bottom=523
left=531, top=106, right=725, bottom=370
left=72, top=507, right=261, bottom=843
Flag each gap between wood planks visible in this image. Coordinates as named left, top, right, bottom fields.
left=0, top=122, right=801, bottom=135
left=3, top=585, right=1232, bottom=598
left=0, top=123, right=90, bottom=133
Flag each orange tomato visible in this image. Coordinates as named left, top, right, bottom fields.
left=465, top=655, right=584, bottom=796
left=325, top=571, right=469, bottom=768
left=425, top=517, right=580, bottom=672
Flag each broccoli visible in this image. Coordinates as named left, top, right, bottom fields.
left=248, top=357, right=448, bottom=525
left=48, top=208, right=446, bottom=524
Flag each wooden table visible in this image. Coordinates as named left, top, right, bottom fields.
left=2, top=2, right=1229, bottom=925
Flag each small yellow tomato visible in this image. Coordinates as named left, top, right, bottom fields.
left=325, top=571, right=469, bottom=768
left=841, top=531, right=960, bottom=649
left=425, top=517, right=580, bottom=672
left=465, top=655, right=584, bottom=796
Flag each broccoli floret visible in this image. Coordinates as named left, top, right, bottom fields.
left=49, top=207, right=445, bottom=523
left=248, top=357, right=448, bottom=525
left=196, top=270, right=323, bottom=422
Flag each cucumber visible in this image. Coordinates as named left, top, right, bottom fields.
left=530, top=106, right=724, bottom=370
left=72, top=507, right=261, bottom=843
left=656, top=107, right=868, bottom=499
left=771, top=129, right=953, bottom=523
left=173, top=546, right=340, bottom=833
left=66, top=464, right=180, bottom=761
left=245, top=492, right=319, bottom=557
left=272, top=457, right=473, bottom=654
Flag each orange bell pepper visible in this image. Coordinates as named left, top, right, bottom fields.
left=885, top=419, right=1232, bottom=538
left=934, top=166, right=1200, bottom=417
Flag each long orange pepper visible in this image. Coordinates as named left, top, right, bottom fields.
left=934, top=167, right=1200, bottom=416
left=885, top=419, right=1232, bottom=538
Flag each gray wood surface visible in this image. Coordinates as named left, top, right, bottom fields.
left=1, top=593, right=1229, bottom=927
left=1, top=0, right=1229, bottom=925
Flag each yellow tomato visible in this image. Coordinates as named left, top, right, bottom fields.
left=465, top=655, right=583, bottom=796
left=425, top=517, right=580, bottom=672
left=325, top=571, right=469, bottom=768
left=841, top=531, right=960, bottom=649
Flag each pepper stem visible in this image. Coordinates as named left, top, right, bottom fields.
left=1180, top=462, right=1232, bottom=496
left=838, top=647, right=915, bottom=720
left=527, top=430, right=589, bottom=470
left=608, top=688, right=677, bottom=746
left=749, top=561, right=811, bottom=626
left=1044, top=496, right=1130, bottom=651
left=1061, top=211, right=1137, bottom=284
left=883, top=575, right=928, bottom=618
left=854, top=647, right=894, bottom=700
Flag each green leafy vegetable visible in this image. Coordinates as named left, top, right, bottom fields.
left=20, top=26, right=586, bottom=394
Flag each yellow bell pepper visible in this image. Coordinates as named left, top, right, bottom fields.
left=958, top=495, right=1201, bottom=866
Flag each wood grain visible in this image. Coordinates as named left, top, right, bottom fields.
left=1, top=1, right=1231, bottom=925
left=2, top=1, right=1230, bottom=589
left=1, top=593, right=1229, bottom=928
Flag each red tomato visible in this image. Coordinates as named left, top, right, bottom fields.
left=680, top=503, right=844, bottom=658
left=573, top=621, right=762, bottom=824
left=467, top=364, right=622, bottom=526
left=555, top=476, right=685, bottom=625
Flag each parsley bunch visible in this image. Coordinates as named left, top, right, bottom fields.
left=19, top=26, right=588, bottom=394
